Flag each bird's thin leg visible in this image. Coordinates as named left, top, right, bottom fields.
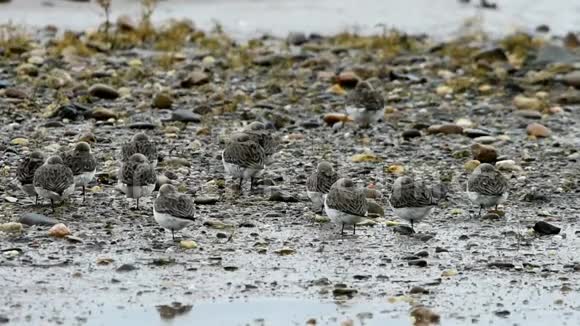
left=50, top=199, right=55, bottom=213
left=411, top=219, right=415, bottom=233
left=172, top=229, right=175, bottom=242
left=478, top=205, right=483, bottom=218
left=82, top=186, right=86, bottom=203
left=238, top=177, right=243, bottom=192
left=250, top=177, right=255, bottom=191
left=35, top=195, right=38, bottom=206
left=353, top=223, right=356, bottom=235
left=494, top=204, right=498, bottom=211
left=136, top=197, right=140, bottom=210
left=341, top=223, right=345, bottom=236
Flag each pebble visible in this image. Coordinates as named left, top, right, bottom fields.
left=0, top=222, right=23, bottom=234
left=559, top=70, right=580, bottom=88
left=411, top=307, right=440, bottom=324
left=495, top=160, right=523, bottom=172
left=116, top=264, right=138, bottom=272
left=533, top=221, right=561, bottom=235
left=0, top=80, right=10, bottom=89
left=300, top=119, right=321, bottom=129
left=268, top=191, right=299, bottom=202
left=287, top=32, right=307, bottom=45
left=515, top=110, right=542, bottom=119
left=88, top=83, right=120, bottom=99
left=4, top=87, right=28, bottom=99
left=409, top=286, right=429, bottom=294
left=10, top=137, right=29, bottom=146
left=401, top=129, right=421, bottom=140
left=513, top=95, right=542, bottom=111
left=19, top=213, right=59, bottom=226
left=408, top=259, right=428, bottom=267
left=336, top=71, right=360, bottom=88
left=427, top=123, right=463, bottom=135
left=323, top=113, right=350, bottom=126
left=471, top=143, right=498, bottom=163
left=472, top=136, right=496, bottom=144
left=170, top=109, right=201, bottom=123
left=474, top=47, right=508, bottom=62
left=90, top=107, right=117, bottom=120
left=181, top=70, right=209, bottom=87
left=180, top=240, right=198, bottom=249
left=53, top=104, right=90, bottom=120
left=48, top=223, right=71, bottom=237
left=195, top=196, right=219, bottom=205
left=527, top=123, right=551, bottom=137
left=152, top=93, right=173, bottom=109
left=332, top=287, right=358, bottom=297
left=488, top=261, right=515, bottom=269
left=393, top=225, right=414, bottom=236
left=463, top=128, right=490, bottom=138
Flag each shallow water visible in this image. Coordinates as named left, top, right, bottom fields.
left=0, top=0, right=579, bottom=38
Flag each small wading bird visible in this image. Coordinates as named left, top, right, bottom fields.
left=306, top=161, right=340, bottom=213
left=467, top=163, right=508, bottom=217
left=17, top=151, right=45, bottom=204
left=61, top=142, right=97, bottom=202
left=119, top=153, right=156, bottom=209
left=153, top=184, right=196, bottom=241
left=389, top=176, right=438, bottom=233
left=33, top=156, right=75, bottom=212
left=222, top=133, right=265, bottom=193
left=324, top=178, right=368, bottom=236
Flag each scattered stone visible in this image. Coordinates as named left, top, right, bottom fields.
left=488, top=261, right=515, bottom=269
left=323, top=113, right=350, bottom=126
left=559, top=71, right=580, bottom=88
left=48, top=223, right=71, bottom=237
left=393, top=225, right=414, bottom=236
left=268, top=190, right=298, bottom=202
left=152, top=93, right=173, bottom=109
left=274, top=247, right=296, bottom=256
left=482, top=212, right=501, bottom=220
left=180, top=240, right=198, bottom=249
left=402, top=129, right=421, bottom=140
left=464, top=160, right=481, bottom=172
left=495, top=160, right=523, bottom=172
left=287, top=32, right=307, bottom=45
left=527, top=123, right=551, bottom=137
left=463, top=128, right=490, bottom=138
left=0, top=222, right=23, bottom=234
left=300, top=119, right=321, bottom=129
left=116, top=264, right=138, bottom=272
left=10, top=137, right=29, bottom=146
left=223, top=266, right=238, bottom=271
left=513, top=95, right=542, bottom=111
left=170, top=109, right=201, bottom=123
left=410, top=307, right=440, bottom=324
left=515, top=110, right=542, bottom=119
left=181, top=70, right=209, bottom=87
left=195, top=196, right=219, bottom=205
left=52, top=103, right=91, bottom=120
left=351, top=152, right=381, bottom=163
left=408, top=259, right=428, bottom=267
left=474, top=47, right=507, bottom=63
left=409, top=286, right=429, bottom=294
left=415, top=250, right=429, bottom=257
left=427, top=123, right=463, bottom=135
left=88, top=83, right=120, bottom=99
left=533, top=221, right=560, bottom=235
left=473, top=136, right=496, bottom=144
left=534, top=44, right=580, bottom=65
left=19, top=213, right=59, bottom=226
left=494, top=310, right=511, bottom=318
left=332, top=287, right=358, bottom=297
left=156, top=303, right=192, bottom=320
left=522, top=189, right=550, bottom=202
left=471, top=143, right=497, bottom=163
left=90, top=107, right=117, bottom=120
left=336, top=71, right=360, bottom=88
left=4, top=87, right=28, bottom=99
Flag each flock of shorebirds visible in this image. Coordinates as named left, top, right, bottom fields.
left=14, top=81, right=509, bottom=240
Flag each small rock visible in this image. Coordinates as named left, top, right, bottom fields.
left=116, top=264, right=138, bottom=272
left=52, top=103, right=91, bottom=120
left=455, top=118, right=474, bottom=128
left=408, top=259, right=428, bottom=267
left=393, top=225, right=414, bottom=236
left=488, top=261, right=515, bottom=269
left=427, top=123, right=463, bottom=135
left=0, top=222, right=23, bottom=234
left=336, top=71, right=360, bottom=88
left=495, top=160, right=523, bottom=172
left=513, top=95, right=542, bottom=111
left=0, top=315, right=9, bottom=324
left=180, top=240, right=198, bottom=249
left=10, top=137, right=29, bottom=146
left=332, top=287, right=358, bottom=297
left=19, top=213, right=59, bottom=226
left=326, top=84, right=346, bottom=95
left=515, top=110, right=542, bottom=119
left=170, top=109, right=201, bottom=123
left=411, top=307, right=440, bottom=324
left=4, top=196, right=17, bottom=203
left=401, top=129, right=421, bottom=140
left=415, top=250, right=429, bottom=257
left=526, top=123, right=551, bottom=137
left=463, top=128, right=490, bottom=138
left=472, top=136, right=496, bottom=144
left=351, top=152, right=381, bottom=163
left=522, top=189, right=550, bottom=202
left=152, top=93, right=173, bottom=109
left=88, top=83, right=120, bottom=100
left=559, top=70, right=580, bottom=88
left=494, top=310, right=511, bottom=318
left=48, top=223, right=71, bottom=237
left=4, top=87, right=28, bottom=99
left=90, top=107, right=117, bottom=120
left=533, top=221, right=560, bottom=235
left=287, top=32, right=307, bottom=45
left=409, top=286, right=429, bottom=294
left=194, top=196, right=219, bottom=205
left=268, top=191, right=298, bottom=202
left=474, top=47, right=508, bottom=63
left=274, top=247, right=296, bottom=256
left=116, top=15, right=136, bottom=32
left=482, top=212, right=501, bottom=220
left=181, top=70, right=209, bottom=87
left=471, top=143, right=497, bottom=163
left=300, top=119, right=321, bottom=129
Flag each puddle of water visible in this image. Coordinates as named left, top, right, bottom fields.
left=0, top=0, right=579, bottom=39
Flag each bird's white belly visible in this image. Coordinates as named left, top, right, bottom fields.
left=324, top=199, right=365, bottom=226
left=153, top=209, right=194, bottom=231
left=346, top=106, right=384, bottom=127
left=120, top=182, right=155, bottom=199
left=35, top=183, right=75, bottom=202
left=74, top=170, right=96, bottom=187
left=393, top=206, right=433, bottom=223
left=467, top=191, right=508, bottom=208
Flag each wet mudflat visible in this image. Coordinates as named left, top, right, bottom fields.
left=0, top=10, right=580, bottom=326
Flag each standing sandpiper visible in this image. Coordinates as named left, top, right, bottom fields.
left=33, top=156, right=75, bottom=212
left=119, top=153, right=156, bottom=209
left=306, top=161, right=339, bottom=213
left=222, top=133, right=265, bottom=192
left=121, top=133, right=158, bottom=167
left=153, top=184, right=196, bottom=241
left=389, top=176, right=437, bottom=232
left=467, top=163, right=508, bottom=217
left=345, top=80, right=385, bottom=129
left=324, top=178, right=368, bottom=235
left=16, top=151, right=45, bottom=204
left=243, top=121, right=279, bottom=164
left=61, top=142, right=97, bottom=202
